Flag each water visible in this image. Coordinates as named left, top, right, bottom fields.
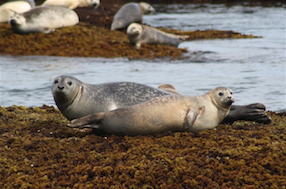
left=0, top=4, right=285, bottom=112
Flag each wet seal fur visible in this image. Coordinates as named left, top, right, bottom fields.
left=51, top=75, right=271, bottom=124
left=0, top=0, right=35, bottom=23
left=127, top=23, right=189, bottom=49
left=9, top=6, right=79, bottom=34
left=68, top=87, right=235, bottom=135
left=111, top=2, right=155, bottom=31
left=41, top=0, right=100, bottom=9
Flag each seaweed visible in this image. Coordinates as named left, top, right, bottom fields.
left=0, top=105, right=285, bottom=188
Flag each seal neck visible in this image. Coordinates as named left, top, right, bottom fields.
left=60, top=86, right=83, bottom=110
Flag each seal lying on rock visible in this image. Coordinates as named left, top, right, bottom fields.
left=0, top=0, right=35, bottom=23
left=51, top=75, right=271, bottom=125
left=111, top=2, right=155, bottom=31
left=41, top=0, right=100, bottom=9
left=127, top=23, right=189, bottom=49
left=9, top=6, right=79, bottom=34
left=68, top=87, right=234, bottom=135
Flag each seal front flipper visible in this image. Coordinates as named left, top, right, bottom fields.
left=183, top=107, right=204, bottom=131
left=68, top=112, right=105, bottom=128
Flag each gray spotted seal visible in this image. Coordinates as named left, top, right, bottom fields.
left=127, top=23, right=189, bottom=49
left=68, top=87, right=235, bottom=135
left=41, top=0, right=100, bottom=9
left=52, top=75, right=271, bottom=125
left=111, top=2, right=155, bottom=31
left=9, top=6, right=79, bottom=34
left=51, top=75, right=172, bottom=121
left=0, top=0, right=35, bottom=23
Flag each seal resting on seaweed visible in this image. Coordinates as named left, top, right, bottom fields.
left=51, top=75, right=271, bottom=125
left=111, top=2, right=155, bottom=31
left=51, top=75, right=173, bottom=121
left=0, top=0, right=35, bottom=23
left=127, top=23, right=189, bottom=49
left=9, top=6, right=79, bottom=34
left=68, top=87, right=235, bottom=135
left=41, top=0, right=100, bottom=9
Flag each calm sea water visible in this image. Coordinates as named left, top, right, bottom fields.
left=0, top=4, right=285, bottom=112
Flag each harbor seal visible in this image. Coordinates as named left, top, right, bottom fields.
left=51, top=75, right=271, bottom=125
left=111, top=2, right=155, bottom=31
left=51, top=75, right=173, bottom=121
left=68, top=87, right=235, bottom=135
left=41, top=0, right=100, bottom=9
left=9, top=6, right=79, bottom=34
left=127, top=23, right=189, bottom=49
left=0, top=0, right=35, bottom=23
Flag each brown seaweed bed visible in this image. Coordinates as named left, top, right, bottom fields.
left=0, top=105, right=286, bottom=188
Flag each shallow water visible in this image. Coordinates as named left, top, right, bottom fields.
left=0, top=4, right=285, bottom=111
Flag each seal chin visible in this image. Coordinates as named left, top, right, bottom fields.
left=227, top=100, right=234, bottom=106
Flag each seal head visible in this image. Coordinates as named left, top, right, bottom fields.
left=52, top=75, right=83, bottom=112
left=209, top=87, right=234, bottom=109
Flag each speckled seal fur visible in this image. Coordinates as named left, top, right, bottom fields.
left=51, top=75, right=172, bottom=120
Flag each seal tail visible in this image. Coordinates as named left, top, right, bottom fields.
left=68, top=112, right=105, bottom=129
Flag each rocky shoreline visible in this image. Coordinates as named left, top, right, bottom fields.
left=0, top=1, right=258, bottom=59
left=0, top=105, right=285, bottom=188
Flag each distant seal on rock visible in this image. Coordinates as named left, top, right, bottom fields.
left=51, top=75, right=272, bottom=124
left=9, top=6, right=79, bottom=34
left=68, top=87, right=235, bottom=135
left=0, top=0, right=35, bottom=23
left=41, top=0, right=100, bottom=9
left=111, top=2, right=155, bottom=31
left=127, top=23, right=189, bottom=49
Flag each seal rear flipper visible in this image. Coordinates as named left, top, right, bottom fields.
left=222, top=103, right=271, bottom=125
left=157, top=84, right=180, bottom=95
left=68, top=112, right=105, bottom=128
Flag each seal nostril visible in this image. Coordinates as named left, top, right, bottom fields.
left=58, top=86, right=64, bottom=90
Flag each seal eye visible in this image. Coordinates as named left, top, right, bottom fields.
left=54, top=80, right=58, bottom=84
left=219, top=92, right=224, bottom=96
left=67, top=81, right=72, bottom=86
